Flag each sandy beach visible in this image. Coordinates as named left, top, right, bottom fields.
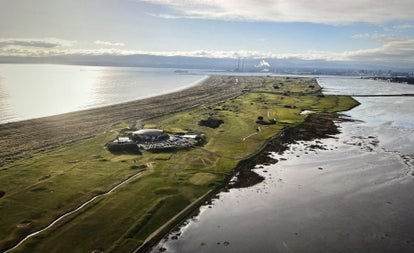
left=0, top=76, right=265, bottom=166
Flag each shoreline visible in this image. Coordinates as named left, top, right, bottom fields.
left=140, top=112, right=352, bottom=253
left=0, top=75, right=210, bottom=125
left=151, top=104, right=414, bottom=253
left=0, top=75, right=261, bottom=166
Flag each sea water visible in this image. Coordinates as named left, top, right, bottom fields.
left=0, top=64, right=207, bottom=124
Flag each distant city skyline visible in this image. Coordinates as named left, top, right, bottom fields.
left=0, top=0, right=413, bottom=69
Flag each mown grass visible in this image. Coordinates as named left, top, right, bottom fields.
left=0, top=77, right=359, bottom=253
left=255, top=76, right=320, bottom=94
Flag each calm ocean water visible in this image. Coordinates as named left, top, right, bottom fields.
left=0, top=64, right=208, bottom=124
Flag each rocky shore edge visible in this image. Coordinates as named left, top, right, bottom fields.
left=230, top=112, right=353, bottom=188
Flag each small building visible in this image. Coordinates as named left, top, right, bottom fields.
left=182, top=134, right=198, bottom=139
left=116, top=137, right=132, bottom=143
left=131, top=129, right=169, bottom=143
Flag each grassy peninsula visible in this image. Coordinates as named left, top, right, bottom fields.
left=0, top=76, right=359, bottom=253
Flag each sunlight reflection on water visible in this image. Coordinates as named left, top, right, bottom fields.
left=2, top=65, right=98, bottom=122
left=0, top=64, right=206, bottom=123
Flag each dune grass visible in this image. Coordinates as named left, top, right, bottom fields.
left=0, top=77, right=359, bottom=253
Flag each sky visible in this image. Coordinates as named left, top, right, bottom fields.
left=0, top=0, right=413, bottom=68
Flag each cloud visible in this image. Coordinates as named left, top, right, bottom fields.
left=143, top=0, right=414, bottom=24
left=1, top=36, right=413, bottom=67
left=352, top=33, right=400, bottom=42
left=0, top=38, right=76, bottom=49
left=0, top=47, right=131, bottom=57
left=94, top=40, right=125, bottom=47
left=392, top=24, right=414, bottom=30
left=343, top=38, right=414, bottom=63
left=0, top=40, right=58, bottom=48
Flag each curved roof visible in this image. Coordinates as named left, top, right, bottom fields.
left=132, top=129, right=164, bottom=137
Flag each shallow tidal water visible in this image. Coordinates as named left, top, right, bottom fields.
left=150, top=78, right=414, bottom=253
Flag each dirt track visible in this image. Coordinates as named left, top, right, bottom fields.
left=0, top=76, right=264, bottom=166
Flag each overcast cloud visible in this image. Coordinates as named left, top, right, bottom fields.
left=144, top=0, right=414, bottom=24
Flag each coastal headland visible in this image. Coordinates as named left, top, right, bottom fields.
left=0, top=76, right=359, bottom=253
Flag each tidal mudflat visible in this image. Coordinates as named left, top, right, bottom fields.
left=151, top=79, right=414, bottom=253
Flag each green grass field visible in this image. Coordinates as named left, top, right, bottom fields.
left=0, top=77, right=359, bottom=253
